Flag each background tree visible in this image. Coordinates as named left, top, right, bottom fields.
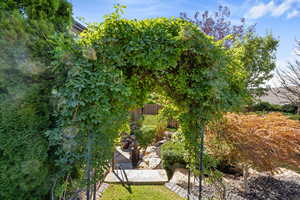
left=181, top=6, right=278, bottom=97
left=275, top=40, right=300, bottom=112
left=180, top=5, right=255, bottom=47
left=240, top=34, right=278, bottom=96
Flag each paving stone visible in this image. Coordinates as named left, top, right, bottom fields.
left=115, top=162, right=133, bottom=169
left=105, top=169, right=168, bottom=184
left=96, top=183, right=110, bottom=198
left=165, top=182, right=198, bottom=200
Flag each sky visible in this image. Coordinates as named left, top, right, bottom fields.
left=70, top=0, right=300, bottom=86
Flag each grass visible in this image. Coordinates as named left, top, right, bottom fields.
left=142, top=115, right=161, bottom=128
left=282, top=113, right=300, bottom=120
left=100, top=184, right=185, bottom=200
left=253, top=111, right=300, bottom=121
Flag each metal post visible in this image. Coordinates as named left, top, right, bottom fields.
left=92, top=168, right=97, bottom=200
left=86, top=131, right=92, bottom=200
left=198, top=125, right=205, bottom=200
left=188, top=168, right=191, bottom=200
left=93, top=181, right=97, bottom=200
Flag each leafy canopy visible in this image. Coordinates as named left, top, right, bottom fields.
left=55, top=6, right=247, bottom=176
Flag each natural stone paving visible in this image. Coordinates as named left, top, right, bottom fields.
left=104, top=169, right=168, bottom=184
left=165, top=182, right=198, bottom=200
left=95, top=183, right=110, bottom=199
left=138, top=145, right=162, bottom=169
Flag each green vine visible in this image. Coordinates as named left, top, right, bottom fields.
left=53, top=5, right=247, bottom=193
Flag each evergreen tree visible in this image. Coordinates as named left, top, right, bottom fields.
left=0, top=1, right=72, bottom=199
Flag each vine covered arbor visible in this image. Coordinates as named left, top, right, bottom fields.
left=55, top=10, right=247, bottom=200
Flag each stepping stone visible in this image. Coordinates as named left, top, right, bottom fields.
left=115, top=162, right=133, bottom=169
left=113, top=146, right=133, bottom=169
left=115, top=146, right=131, bottom=160
left=104, top=169, right=168, bottom=184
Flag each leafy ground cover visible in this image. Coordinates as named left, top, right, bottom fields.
left=100, top=184, right=184, bottom=200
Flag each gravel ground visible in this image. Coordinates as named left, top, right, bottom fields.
left=177, top=169, right=300, bottom=200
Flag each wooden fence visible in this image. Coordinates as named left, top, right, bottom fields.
left=130, top=104, right=178, bottom=128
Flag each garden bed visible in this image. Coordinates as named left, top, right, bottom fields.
left=172, top=168, right=300, bottom=200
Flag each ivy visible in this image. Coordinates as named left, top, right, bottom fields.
left=53, top=6, right=248, bottom=187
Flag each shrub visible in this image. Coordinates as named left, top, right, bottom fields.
left=0, top=96, right=51, bottom=200
left=142, top=115, right=167, bottom=142
left=207, top=112, right=300, bottom=172
left=281, top=104, right=298, bottom=114
left=250, top=101, right=281, bottom=112
left=161, top=139, right=187, bottom=177
left=249, top=101, right=298, bottom=114
left=135, top=126, right=156, bottom=149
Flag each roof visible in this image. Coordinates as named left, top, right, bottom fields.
left=258, top=87, right=297, bottom=105
left=72, top=20, right=86, bottom=34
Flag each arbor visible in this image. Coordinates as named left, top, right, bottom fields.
left=0, top=3, right=248, bottom=199
left=276, top=40, right=300, bottom=109
left=51, top=7, right=247, bottom=199
left=180, top=6, right=278, bottom=97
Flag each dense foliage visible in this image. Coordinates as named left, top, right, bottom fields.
left=0, top=91, right=51, bottom=200
left=0, top=2, right=250, bottom=199
left=239, top=34, right=278, bottom=96
left=0, top=0, right=73, bottom=199
left=181, top=6, right=278, bottom=97
left=161, top=138, right=187, bottom=177
left=249, top=101, right=298, bottom=114
left=53, top=6, right=247, bottom=184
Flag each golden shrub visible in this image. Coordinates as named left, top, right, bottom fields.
left=207, top=112, right=300, bottom=172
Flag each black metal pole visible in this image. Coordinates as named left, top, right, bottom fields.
left=199, top=125, right=205, bottom=200
left=188, top=168, right=191, bottom=200
left=93, top=181, right=97, bottom=200
left=86, top=131, right=92, bottom=200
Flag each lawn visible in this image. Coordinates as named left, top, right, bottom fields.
left=100, top=184, right=184, bottom=200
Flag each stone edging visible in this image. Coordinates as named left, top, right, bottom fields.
left=165, top=182, right=198, bottom=200
left=96, top=183, right=110, bottom=199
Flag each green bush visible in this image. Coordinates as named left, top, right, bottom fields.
left=160, top=140, right=187, bottom=177
left=281, top=104, right=298, bottom=114
left=135, top=126, right=156, bottom=149
left=284, top=113, right=300, bottom=121
left=250, top=101, right=281, bottom=112
left=250, top=101, right=298, bottom=114
left=141, top=115, right=167, bottom=142
left=0, top=95, right=51, bottom=200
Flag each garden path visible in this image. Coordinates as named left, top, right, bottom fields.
left=106, top=146, right=168, bottom=184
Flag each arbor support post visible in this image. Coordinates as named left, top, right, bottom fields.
left=199, top=125, right=205, bottom=200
